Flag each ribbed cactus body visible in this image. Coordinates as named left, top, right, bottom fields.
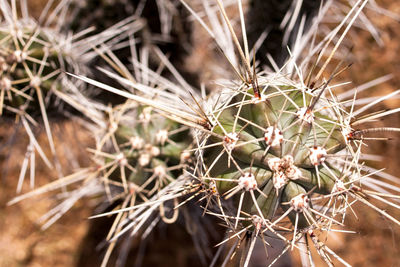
left=100, top=104, right=191, bottom=195
left=204, top=85, right=347, bottom=227
left=0, top=26, right=74, bottom=115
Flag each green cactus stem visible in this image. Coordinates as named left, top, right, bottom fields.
left=202, top=85, right=348, bottom=228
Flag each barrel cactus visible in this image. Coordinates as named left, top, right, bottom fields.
left=0, top=0, right=140, bottom=191
left=0, top=23, right=76, bottom=117
left=92, top=101, right=191, bottom=198
left=79, top=100, right=193, bottom=264
left=202, top=82, right=345, bottom=224
left=181, top=1, right=400, bottom=265
left=194, top=75, right=354, bottom=264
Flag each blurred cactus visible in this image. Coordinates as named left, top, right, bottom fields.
left=92, top=101, right=191, bottom=197
left=0, top=0, right=141, bottom=190
left=79, top=101, right=194, bottom=265
left=0, top=20, right=79, bottom=117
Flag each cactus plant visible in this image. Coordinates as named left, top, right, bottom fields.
left=0, top=0, right=135, bottom=118
left=85, top=101, right=194, bottom=264
left=5, top=0, right=400, bottom=266
left=71, top=1, right=400, bottom=265
left=0, top=0, right=141, bottom=191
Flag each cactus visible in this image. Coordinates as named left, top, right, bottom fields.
left=201, top=82, right=346, bottom=225
left=193, top=77, right=359, bottom=265
left=73, top=1, right=400, bottom=265
left=81, top=101, right=194, bottom=264
left=92, top=101, right=191, bottom=196
left=0, top=0, right=141, bottom=191
left=5, top=0, right=400, bottom=266
left=0, top=22, right=78, bottom=117
left=0, top=1, right=89, bottom=190
left=0, top=0, right=141, bottom=119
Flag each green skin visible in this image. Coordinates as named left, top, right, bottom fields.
left=205, top=86, right=347, bottom=228
left=109, top=107, right=191, bottom=192
left=0, top=29, right=67, bottom=112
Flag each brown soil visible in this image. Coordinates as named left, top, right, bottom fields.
left=0, top=120, right=94, bottom=267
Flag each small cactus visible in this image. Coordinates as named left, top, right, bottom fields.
left=0, top=0, right=141, bottom=190
left=102, top=102, right=196, bottom=263
left=0, top=24, right=75, bottom=116
left=92, top=102, right=191, bottom=196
